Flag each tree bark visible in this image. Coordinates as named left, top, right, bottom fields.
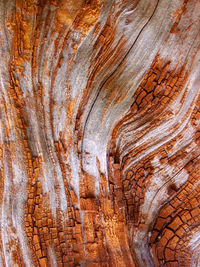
left=0, top=0, right=200, bottom=266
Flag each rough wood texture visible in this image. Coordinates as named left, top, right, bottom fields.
left=0, top=0, right=200, bottom=266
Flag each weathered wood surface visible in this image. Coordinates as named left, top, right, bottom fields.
left=0, top=0, right=200, bottom=266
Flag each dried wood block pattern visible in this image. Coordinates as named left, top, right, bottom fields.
left=0, top=0, right=200, bottom=266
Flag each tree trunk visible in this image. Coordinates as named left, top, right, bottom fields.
left=0, top=0, right=200, bottom=266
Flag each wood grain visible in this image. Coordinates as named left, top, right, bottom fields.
left=0, top=0, right=200, bottom=266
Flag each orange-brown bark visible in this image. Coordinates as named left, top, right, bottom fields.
left=0, top=0, right=200, bottom=266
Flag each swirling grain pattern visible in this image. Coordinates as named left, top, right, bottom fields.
left=0, top=0, right=200, bottom=266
